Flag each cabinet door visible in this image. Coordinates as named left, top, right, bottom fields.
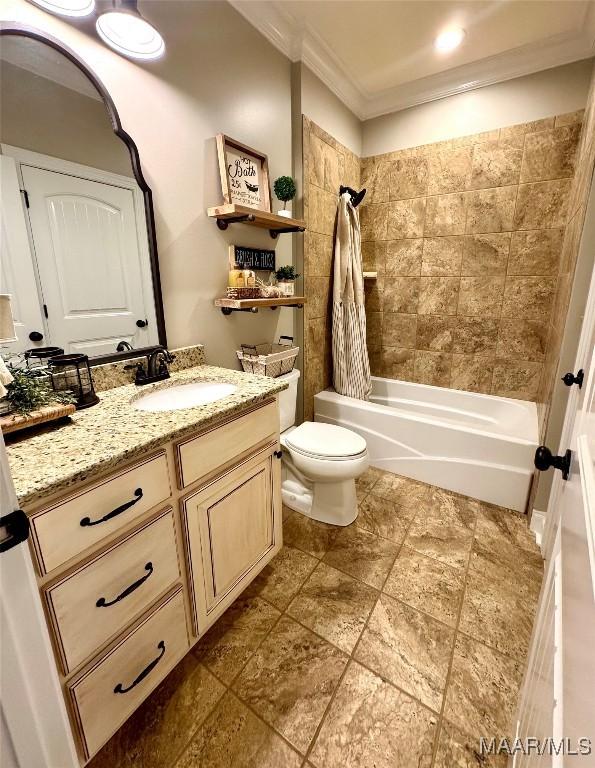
left=183, top=446, right=282, bottom=634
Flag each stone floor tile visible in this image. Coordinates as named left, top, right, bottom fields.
left=283, top=509, right=339, bottom=559
left=356, top=492, right=415, bottom=543
left=433, top=718, right=508, bottom=767
left=425, top=487, right=479, bottom=530
left=405, top=517, right=474, bottom=569
left=245, top=545, right=319, bottom=610
left=371, top=472, right=430, bottom=511
left=323, top=524, right=399, bottom=588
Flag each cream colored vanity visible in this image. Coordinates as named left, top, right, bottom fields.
left=9, top=372, right=284, bottom=764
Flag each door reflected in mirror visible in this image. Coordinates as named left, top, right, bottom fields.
left=0, top=32, right=164, bottom=361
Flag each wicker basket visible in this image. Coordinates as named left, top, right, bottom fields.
left=226, top=286, right=261, bottom=300
left=237, top=336, right=299, bottom=377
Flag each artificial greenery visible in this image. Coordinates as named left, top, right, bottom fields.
left=5, top=367, right=75, bottom=415
left=273, top=176, right=296, bottom=208
left=275, top=265, right=300, bottom=282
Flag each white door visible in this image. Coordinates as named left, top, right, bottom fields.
left=0, top=434, right=78, bottom=768
left=0, top=157, right=46, bottom=354
left=22, top=164, right=155, bottom=356
left=515, top=242, right=595, bottom=762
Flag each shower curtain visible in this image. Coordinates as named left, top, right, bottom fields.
left=331, top=192, right=372, bottom=400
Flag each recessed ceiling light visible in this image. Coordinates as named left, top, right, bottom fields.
left=29, top=0, right=95, bottom=17
left=96, top=0, right=165, bottom=61
left=434, top=27, right=466, bottom=53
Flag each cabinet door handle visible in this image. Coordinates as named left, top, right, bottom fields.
left=96, top=562, right=153, bottom=607
left=274, top=450, right=282, bottom=459
left=114, top=640, right=165, bottom=694
left=80, top=488, right=143, bottom=527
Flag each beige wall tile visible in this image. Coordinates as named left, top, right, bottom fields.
left=424, top=193, right=466, bottom=236
left=416, top=316, right=455, bottom=351
left=387, top=198, right=426, bottom=239
left=308, top=184, right=337, bottom=235
left=343, top=151, right=361, bottom=191
left=520, top=124, right=581, bottom=183
left=452, top=318, right=499, bottom=354
left=418, top=277, right=460, bottom=315
left=468, top=142, right=522, bottom=190
left=497, top=319, right=549, bottom=362
left=304, top=231, right=333, bottom=277
left=360, top=157, right=390, bottom=204
left=492, top=360, right=543, bottom=400
left=501, top=276, right=557, bottom=320
left=421, top=237, right=463, bottom=276
left=386, top=239, right=423, bottom=275
left=383, top=313, right=417, bottom=348
left=499, top=118, right=555, bottom=148
left=458, top=276, right=505, bottom=317
left=305, top=316, right=329, bottom=364
left=465, top=186, right=517, bottom=233
left=366, top=312, right=383, bottom=352
left=364, top=273, right=384, bottom=312
left=413, top=350, right=452, bottom=387
left=383, top=277, right=420, bottom=313
left=508, top=229, right=564, bottom=275
left=427, top=146, right=472, bottom=195
left=360, top=202, right=389, bottom=240
left=451, top=354, right=494, bottom=394
left=308, top=133, right=326, bottom=189
left=381, top=347, right=415, bottom=379
left=389, top=156, right=429, bottom=200
left=555, top=109, right=584, bottom=127
left=362, top=240, right=387, bottom=273
left=461, top=233, right=510, bottom=275
left=305, top=276, right=331, bottom=319
left=514, top=179, right=570, bottom=230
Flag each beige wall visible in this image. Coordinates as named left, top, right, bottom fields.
left=1, top=0, right=294, bottom=369
left=363, top=60, right=594, bottom=157
left=1, top=60, right=132, bottom=175
left=301, top=65, right=362, bottom=157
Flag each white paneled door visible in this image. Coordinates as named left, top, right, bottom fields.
left=21, top=164, right=155, bottom=356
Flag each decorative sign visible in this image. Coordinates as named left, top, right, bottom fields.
left=229, top=245, right=276, bottom=271
left=216, top=134, right=271, bottom=212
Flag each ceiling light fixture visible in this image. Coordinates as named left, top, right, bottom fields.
left=434, top=26, right=466, bottom=54
left=29, top=0, right=95, bottom=18
left=96, top=0, right=165, bottom=61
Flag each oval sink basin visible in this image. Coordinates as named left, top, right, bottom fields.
left=133, top=382, right=238, bottom=412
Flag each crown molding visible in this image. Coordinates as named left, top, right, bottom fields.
left=229, top=0, right=595, bottom=121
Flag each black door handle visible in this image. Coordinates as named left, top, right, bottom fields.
left=114, top=640, right=165, bottom=694
left=0, top=510, right=30, bottom=553
left=534, top=446, right=572, bottom=480
left=80, top=488, right=143, bottom=527
left=136, top=319, right=148, bottom=328
left=561, top=369, right=584, bottom=389
left=96, top=562, right=153, bottom=607
left=29, top=331, right=43, bottom=342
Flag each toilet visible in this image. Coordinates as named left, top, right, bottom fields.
left=278, top=369, right=369, bottom=526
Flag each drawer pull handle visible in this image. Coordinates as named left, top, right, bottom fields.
left=96, top=562, right=154, bottom=608
left=114, top=640, right=165, bottom=694
left=80, top=488, right=143, bottom=527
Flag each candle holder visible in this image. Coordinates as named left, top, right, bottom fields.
left=48, top=353, right=99, bottom=409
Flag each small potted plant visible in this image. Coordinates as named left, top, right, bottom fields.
left=275, top=265, right=300, bottom=297
left=273, top=176, right=296, bottom=218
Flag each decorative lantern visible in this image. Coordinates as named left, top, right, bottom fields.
left=24, top=346, right=65, bottom=370
left=48, top=353, right=99, bottom=409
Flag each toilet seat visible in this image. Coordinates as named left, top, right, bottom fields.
left=284, top=421, right=367, bottom=461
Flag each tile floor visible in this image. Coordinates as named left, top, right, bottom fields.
left=89, top=468, right=543, bottom=768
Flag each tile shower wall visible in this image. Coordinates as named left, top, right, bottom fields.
left=302, top=116, right=360, bottom=420
left=359, top=114, right=583, bottom=401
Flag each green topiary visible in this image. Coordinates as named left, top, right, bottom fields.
left=273, top=176, right=297, bottom=209
left=5, top=367, right=75, bottom=415
left=275, top=265, right=300, bottom=281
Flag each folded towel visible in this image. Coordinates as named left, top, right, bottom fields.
left=0, top=356, right=13, bottom=398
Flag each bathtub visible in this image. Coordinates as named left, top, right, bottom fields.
left=314, top=377, right=539, bottom=512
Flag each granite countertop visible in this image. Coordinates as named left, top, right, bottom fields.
left=6, top=365, right=287, bottom=508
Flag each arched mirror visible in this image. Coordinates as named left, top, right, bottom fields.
left=0, top=25, right=166, bottom=364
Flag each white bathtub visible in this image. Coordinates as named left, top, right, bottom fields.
left=314, top=377, right=539, bottom=512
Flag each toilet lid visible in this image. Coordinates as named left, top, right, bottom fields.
left=285, top=421, right=367, bottom=460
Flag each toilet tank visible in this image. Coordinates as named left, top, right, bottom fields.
left=277, top=368, right=300, bottom=432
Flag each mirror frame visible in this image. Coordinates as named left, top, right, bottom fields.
left=0, top=22, right=168, bottom=363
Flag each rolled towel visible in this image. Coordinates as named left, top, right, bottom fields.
left=0, top=356, right=13, bottom=398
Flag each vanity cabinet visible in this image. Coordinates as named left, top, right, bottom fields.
left=21, top=398, right=282, bottom=764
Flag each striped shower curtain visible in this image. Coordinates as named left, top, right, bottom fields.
left=331, top=193, right=372, bottom=400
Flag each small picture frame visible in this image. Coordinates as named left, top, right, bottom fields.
left=216, top=134, right=271, bottom=212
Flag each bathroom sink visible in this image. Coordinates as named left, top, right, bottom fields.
left=133, top=381, right=238, bottom=412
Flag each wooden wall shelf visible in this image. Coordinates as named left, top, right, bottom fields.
left=214, top=296, right=306, bottom=315
left=207, top=204, right=306, bottom=239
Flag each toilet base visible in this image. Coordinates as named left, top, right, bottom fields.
left=282, top=471, right=358, bottom=526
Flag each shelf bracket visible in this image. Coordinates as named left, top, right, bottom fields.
left=220, top=306, right=259, bottom=315
left=269, top=226, right=306, bottom=239
left=216, top=214, right=256, bottom=231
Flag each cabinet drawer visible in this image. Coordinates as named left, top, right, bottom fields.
left=176, top=400, right=278, bottom=488
left=68, top=588, right=188, bottom=760
left=31, top=453, right=171, bottom=574
left=45, top=509, right=181, bottom=674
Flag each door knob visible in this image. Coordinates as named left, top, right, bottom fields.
left=28, top=331, right=43, bottom=342
left=136, top=319, right=148, bottom=328
left=534, top=446, right=572, bottom=480
left=561, top=369, right=584, bottom=388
